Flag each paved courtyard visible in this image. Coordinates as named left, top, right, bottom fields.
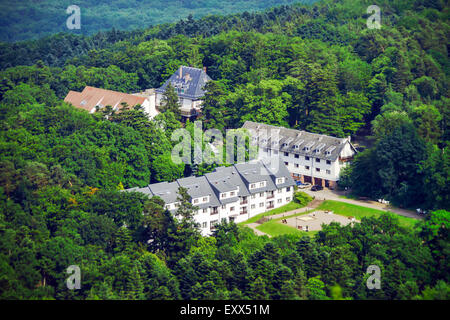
left=281, top=210, right=358, bottom=232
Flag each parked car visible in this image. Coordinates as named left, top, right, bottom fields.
left=311, top=185, right=324, bottom=191
left=296, top=181, right=311, bottom=189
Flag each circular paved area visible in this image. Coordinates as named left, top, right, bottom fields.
left=280, top=210, right=358, bottom=231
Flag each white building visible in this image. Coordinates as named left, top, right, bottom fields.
left=127, top=159, right=295, bottom=236
left=242, top=121, right=357, bottom=189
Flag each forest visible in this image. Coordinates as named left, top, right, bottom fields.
left=0, top=0, right=315, bottom=42
left=0, top=0, right=449, bottom=299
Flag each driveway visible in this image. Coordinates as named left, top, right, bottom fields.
left=302, top=188, right=423, bottom=220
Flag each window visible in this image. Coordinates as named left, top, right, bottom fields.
left=326, top=160, right=331, bottom=165
left=274, top=150, right=278, bottom=155
left=294, top=164, right=299, bottom=168
left=260, top=192, right=264, bottom=197
left=286, top=197, right=291, bottom=202
left=259, top=203, right=264, bottom=208
left=284, top=162, right=289, bottom=166
left=174, top=203, right=179, bottom=208
left=165, top=204, right=171, bottom=210
left=326, top=170, right=331, bottom=174
left=193, top=199, right=199, bottom=204
left=203, top=197, right=208, bottom=202
left=230, top=206, right=235, bottom=212
left=284, top=152, right=289, bottom=157
left=250, top=183, right=256, bottom=189
left=316, top=168, right=320, bottom=172
left=277, top=177, right=284, bottom=184
left=286, top=187, right=291, bottom=192
left=278, top=199, right=282, bottom=204
left=251, top=204, right=256, bottom=209
left=202, top=222, right=207, bottom=228
left=259, top=182, right=264, bottom=187
left=230, top=191, right=235, bottom=197
left=305, top=156, right=310, bottom=161
left=221, top=205, right=226, bottom=209
left=203, top=208, right=207, bottom=213
left=305, top=166, right=310, bottom=170
left=221, top=193, right=226, bottom=199
left=251, top=194, right=256, bottom=199
left=278, top=189, right=282, bottom=193
left=295, top=154, right=300, bottom=159
left=316, top=158, right=320, bottom=163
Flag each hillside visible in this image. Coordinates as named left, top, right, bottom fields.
left=0, top=0, right=315, bottom=42
left=0, top=0, right=448, bottom=301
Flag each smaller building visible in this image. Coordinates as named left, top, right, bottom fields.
left=242, top=121, right=357, bottom=188
left=126, top=159, right=295, bottom=236
left=64, top=86, right=158, bottom=119
left=155, top=66, right=211, bottom=118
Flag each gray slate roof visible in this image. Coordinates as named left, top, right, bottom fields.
left=126, top=159, right=295, bottom=208
left=242, top=121, right=355, bottom=161
left=156, top=66, right=212, bottom=100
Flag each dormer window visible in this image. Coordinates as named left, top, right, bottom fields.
left=276, top=177, right=285, bottom=184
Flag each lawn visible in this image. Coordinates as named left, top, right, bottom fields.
left=239, top=201, right=304, bottom=225
left=255, top=220, right=317, bottom=237
left=316, top=200, right=418, bottom=228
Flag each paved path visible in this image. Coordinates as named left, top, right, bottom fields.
left=245, top=189, right=423, bottom=237
left=302, top=189, right=423, bottom=220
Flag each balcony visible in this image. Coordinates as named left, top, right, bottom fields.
left=240, top=209, right=248, bottom=215
left=240, top=200, right=248, bottom=205
left=210, top=208, right=219, bottom=215
left=267, top=193, right=275, bottom=199
left=266, top=205, right=274, bottom=210
left=180, top=108, right=198, bottom=118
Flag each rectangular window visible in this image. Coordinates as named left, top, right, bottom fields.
left=278, top=199, right=282, bottom=204
left=260, top=192, right=264, bottom=197
left=284, top=152, right=289, bottom=157
left=203, top=208, right=207, bottom=213
left=284, top=162, right=289, bottom=166
left=316, top=158, right=320, bottom=163
left=294, top=164, right=299, bottom=168
left=202, top=222, right=207, bottom=228
left=193, top=199, right=199, bottom=204
left=295, top=154, right=299, bottom=159
left=305, top=156, right=310, bottom=161
left=286, top=187, right=291, bottom=192
left=250, top=183, right=256, bottom=189
left=221, top=193, right=226, bottom=199
left=326, top=160, right=331, bottom=165
left=326, top=170, right=331, bottom=174
left=286, top=197, right=291, bottom=202
left=278, top=189, right=282, bottom=193
left=305, top=166, right=310, bottom=170
left=251, top=194, right=256, bottom=199
left=230, top=207, right=235, bottom=212
left=230, top=191, right=235, bottom=197
left=316, top=168, right=320, bottom=172
left=203, top=197, right=208, bottom=202
left=251, top=204, right=256, bottom=209
left=221, top=205, right=226, bottom=209
left=259, top=182, right=264, bottom=187
left=259, top=203, right=264, bottom=208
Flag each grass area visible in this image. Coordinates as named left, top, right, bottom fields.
left=239, top=201, right=304, bottom=225
left=317, top=200, right=417, bottom=228
left=255, top=220, right=317, bottom=237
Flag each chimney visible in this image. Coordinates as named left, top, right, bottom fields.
left=179, top=67, right=182, bottom=78
left=203, top=66, right=207, bottom=73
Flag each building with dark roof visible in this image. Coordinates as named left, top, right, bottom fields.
left=155, top=66, right=212, bottom=118
left=126, top=159, right=295, bottom=236
left=242, top=121, right=357, bottom=188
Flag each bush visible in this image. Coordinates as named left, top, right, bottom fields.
left=294, top=191, right=313, bottom=206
